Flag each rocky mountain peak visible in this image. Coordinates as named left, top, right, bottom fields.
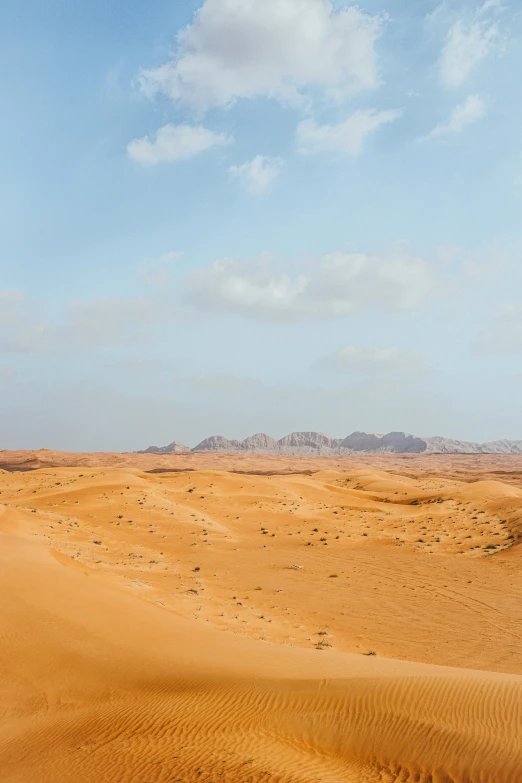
left=138, top=431, right=522, bottom=456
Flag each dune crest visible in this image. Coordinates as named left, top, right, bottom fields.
left=0, top=454, right=521, bottom=782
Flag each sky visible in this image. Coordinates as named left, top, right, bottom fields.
left=1, top=0, right=522, bottom=451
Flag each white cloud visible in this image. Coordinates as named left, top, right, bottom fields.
left=184, top=250, right=434, bottom=322
left=139, top=0, right=384, bottom=112
left=296, top=109, right=401, bottom=155
left=424, top=94, right=486, bottom=139
left=127, top=123, right=232, bottom=164
left=439, top=7, right=500, bottom=88
left=314, top=345, right=431, bottom=377
left=228, top=155, right=283, bottom=194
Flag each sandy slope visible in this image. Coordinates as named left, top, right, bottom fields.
left=0, top=455, right=521, bottom=782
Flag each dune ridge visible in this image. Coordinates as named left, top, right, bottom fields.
left=0, top=454, right=521, bottom=782
left=1, top=533, right=521, bottom=783
left=3, top=448, right=522, bottom=488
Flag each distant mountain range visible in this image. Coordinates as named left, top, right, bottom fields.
left=138, top=431, right=522, bottom=455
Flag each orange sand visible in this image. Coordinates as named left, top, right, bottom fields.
left=0, top=452, right=521, bottom=782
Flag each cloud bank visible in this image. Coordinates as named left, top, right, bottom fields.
left=185, top=250, right=435, bottom=322
left=139, top=0, right=384, bottom=111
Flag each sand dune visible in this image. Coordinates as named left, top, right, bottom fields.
left=0, top=455, right=521, bottom=781
left=3, top=448, right=522, bottom=486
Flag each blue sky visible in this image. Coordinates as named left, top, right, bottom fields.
left=1, top=0, right=522, bottom=450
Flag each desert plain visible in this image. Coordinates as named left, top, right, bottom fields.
left=0, top=449, right=521, bottom=783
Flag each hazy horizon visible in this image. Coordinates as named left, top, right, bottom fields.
left=2, top=0, right=522, bottom=451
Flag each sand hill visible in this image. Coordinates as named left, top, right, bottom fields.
left=0, top=451, right=521, bottom=782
